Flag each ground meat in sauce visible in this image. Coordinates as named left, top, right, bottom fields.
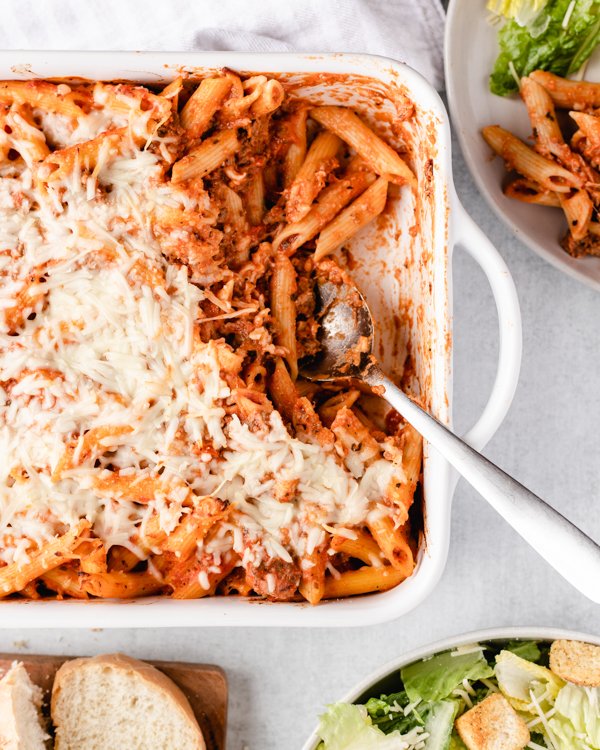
left=245, top=557, right=301, bottom=600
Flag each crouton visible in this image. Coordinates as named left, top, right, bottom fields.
left=456, top=693, right=530, bottom=750
left=550, top=639, right=600, bottom=687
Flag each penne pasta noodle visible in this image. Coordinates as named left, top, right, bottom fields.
left=273, top=168, right=376, bottom=253
left=570, top=111, right=600, bottom=145
left=268, top=356, right=298, bottom=421
left=298, top=546, right=327, bottom=605
left=171, top=128, right=239, bottom=183
left=529, top=70, right=600, bottom=109
left=160, top=76, right=184, bottom=111
left=108, top=547, right=142, bottom=573
left=180, top=76, right=233, bottom=140
left=558, top=190, right=593, bottom=241
left=282, top=107, right=308, bottom=187
left=315, top=176, right=388, bottom=259
left=481, top=125, right=581, bottom=193
left=270, top=254, right=298, bottom=380
left=41, top=567, right=89, bottom=599
left=286, top=130, right=342, bottom=222
left=330, top=528, right=384, bottom=566
left=504, top=178, right=561, bottom=207
left=392, top=423, right=423, bottom=516
left=310, top=106, right=416, bottom=188
left=0, top=106, right=49, bottom=167
left=39, top=128, right=129, bottom=183
left=521, top=77, right=564, bottom=156
left=318, top=389, right=361, bottom=427
left=168, top=551, right=237, bottom=599
left=250, top=78, right=285, bottom=117
left=218, top=75, right=284, bottom=123
left=570, top=111, right=600, bottom=169
left=245, top=170, right=265, bottom=225
left=323, top=564, right=406, bottom=599
left=367, top=514, right=414, bottom=576
left=244, top=360, right=268, bottom=392
left=81, top=570, right=163, bottom=599
left=0, top=80, right=84, bottom=117
left=0, top=521, right=90, bottom=597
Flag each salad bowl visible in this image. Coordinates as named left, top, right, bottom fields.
left=302, top=627, right=600, bottom=749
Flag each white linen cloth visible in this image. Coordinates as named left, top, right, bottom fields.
left=0, top=0, right=445, bottom=90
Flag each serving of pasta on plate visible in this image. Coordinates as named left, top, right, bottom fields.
left=483, top=71, right=600, bottom=257
left=0, top=71, right=422, bottom=604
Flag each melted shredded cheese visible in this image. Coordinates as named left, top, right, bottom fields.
left=0, top=81, right=408, bottom=594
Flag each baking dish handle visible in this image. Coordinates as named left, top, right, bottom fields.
left=452, top=197, right=522, bottom=453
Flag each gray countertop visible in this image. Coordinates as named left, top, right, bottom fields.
left=2, top=113, right=599, bottom=750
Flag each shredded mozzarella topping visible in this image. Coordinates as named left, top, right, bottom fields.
left=0, top=87, right=407, bottom=581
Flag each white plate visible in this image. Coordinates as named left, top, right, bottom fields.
left=445, top=0, right=600, bottom=290
left=302, top=626, right=600, bottom=749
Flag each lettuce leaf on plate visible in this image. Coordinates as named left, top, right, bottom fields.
left=401, top=646, right=493, bottom=704
left=489, top=0, right=600, bottom=96
left=487, top=0, right=549, bottom=26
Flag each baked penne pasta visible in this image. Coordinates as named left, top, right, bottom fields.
left=0, top=72, right=423, bottom=605
left=330, top=529, right=385, bottom=567
left=171, top=128, right=239, bottom=183
left=0, top=521, right=90, bottom=597
left=323, top=565, right=406, bottom=599
left=504, top=178, right=561, bottom=207
left=529, top=70, right=600, bottom=109
left=482, top=125, right=581, bottom=193
left=484, top=71, right=600, bottom=258
left=367, top=514, right=414, bottom=577
left=286, top=130, right=341, bottom=222
left=310, top=106, right=416, bottom=188
left=273, top=168, right=376, bottom=253
left=270, top=254, right=299, bottom=380
left=180, top=76, right=233, bottom=140
left=282, top=107, right=308, bottom=187
left=315, top=176, right=388, bottom=260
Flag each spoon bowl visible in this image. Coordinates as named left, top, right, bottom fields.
left=299, top=280, right=374, bottom=382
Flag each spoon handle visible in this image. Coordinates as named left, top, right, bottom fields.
left=365, top=366, right=600, bottom=603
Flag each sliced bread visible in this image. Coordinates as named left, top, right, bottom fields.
left=0, top=662, right=48, bottom=750
left=51, top=653, right=205, bottom=750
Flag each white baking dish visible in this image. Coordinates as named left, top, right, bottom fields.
left=0, top=51, right=521, bottom=627
left=301, top=626, right=600, bottom=749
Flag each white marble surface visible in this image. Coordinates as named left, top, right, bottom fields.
left=2, top=113, right=600, bottom=750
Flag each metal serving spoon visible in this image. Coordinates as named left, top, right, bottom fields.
left=300, top=280, right=600, bottom=604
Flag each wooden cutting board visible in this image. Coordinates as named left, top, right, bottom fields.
left=0, top=653, right=227, bottom=750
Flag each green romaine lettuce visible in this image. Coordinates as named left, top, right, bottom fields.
left=401, top=647, right=493, bottom=704
left=448, top=734, right=468, bottom=750
left=489, top=0, right=600, bottom=96
left=494, top=650, right=564, bottom=713
left=487, top=0, right=549, bottom=25
left=549, top=684, right=600, bottom=748
left=317, top=704, right=422, bottom=749
left=365, top=691, right=425, bottom=735
left=504, top=640, right=542, bottom=663
left=422, top=701, right=460, bottom=750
